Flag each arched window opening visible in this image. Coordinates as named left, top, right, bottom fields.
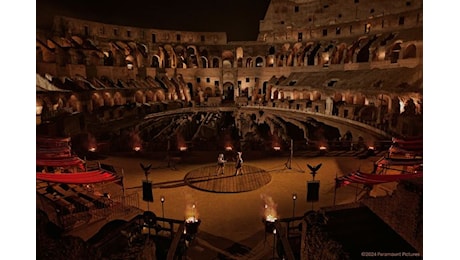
left=212, top=58, right=220, bottom=68
left=390, top=43, right=401, bottom=63
left=246, top=58, right=253, bottom=68
left=151, top=56, right=160, bottom=68
left=256, top=57, right=264, bottom=67
left=403, top=44, right=416, bottom=59
left=237, top=58, right=243, bottom=68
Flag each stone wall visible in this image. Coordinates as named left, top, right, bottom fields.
left=362, top=180, right=423, bottom=253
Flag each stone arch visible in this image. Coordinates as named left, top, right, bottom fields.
left=212, top=57, right=220, bottom=68
left=375, top=94, right=391, bottom=112
left=201, top=56, right=209, bottom=68
left=332, top=93, right=343, bottom=102
left=68, top=95, right=80, bottom=112
left=103, top=92, right=114, bottom=107
left=103, top=50, right=114, bottom=66
left=134, top=90, right=144, bottom=103
left=223, top=60, right=232, bottom=69
left=110, top=44, right=125, bottom=66
left=292, top=89, right=301, bottom=100
left=403, top=44, right=416, bottom=59
left=114, top=92, right=123, bottom=105
left=307, top=43, right=321, bottom=66
left=223, top=82, right=235, bottom=101
left=237, top=58, right=243, bottom=68
left=333, top=43, right=347, bottom=64
left=311, top=91, right=321, bottom=101
left=302, top=90, right=311, bottom=100
left=135, top=52, right=145, bottom=68
left=255, top=56, right=264, bottom=67
left=344, top=93, right=354, bottom=104
left=266, top=55, right=275, bottom=67
left=145, top=90, right=155, bottom=102
left=164, top=44, right=177, bottom=68
left=355, top=36, right=370, bottom=63
left=222, top=50, right=234, bottom=68
left=151, top=55, right=161, bottom=68
left=320, top=43, right=334, bottom=66
left=277, top=54, right=285, bottom=67
left=388, top=41, right=402, bottom=63
left=155, top=90, right=166, bottom=101
left=246, top=57, right=254, bottom=68
left=125, top=55, right=135, bottom=67
left=272, top=89, right=279, bottom=100
left=175, top=45, right=186, bottom=58
left=91, top=93, right=103, bottom=110
left=236, top=47, right=244, bottom=59
left=186, top=46, right=199, bottom=68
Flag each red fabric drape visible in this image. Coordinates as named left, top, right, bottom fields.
left=36, top=170, right=120, bottom=184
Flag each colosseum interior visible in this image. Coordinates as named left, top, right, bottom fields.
left=34, top=1, right=424, bottom=259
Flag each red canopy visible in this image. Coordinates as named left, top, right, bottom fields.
left=36, top=156, right=85, bottom=168
left=336, top=171, right=422, bottom=187
left=375, top=156, right=423, bottom=167
left=36, top=146, right=72, bottom=159
left=37, top=136, right=71, bottom=148
left=36, top=170, right=120, bottom=184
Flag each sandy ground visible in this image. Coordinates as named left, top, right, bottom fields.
left=82, top=151, right=379, bottom=254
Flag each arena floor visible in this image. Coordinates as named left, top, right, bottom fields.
left=65, top=151, right=382, bottom=258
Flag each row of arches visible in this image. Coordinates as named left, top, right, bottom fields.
left=37, top=87, right=421, bottom=118
left=37, top=33, right=419, bottom=70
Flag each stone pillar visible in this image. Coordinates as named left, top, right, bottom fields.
left=325, top=97, right=333, bottom=115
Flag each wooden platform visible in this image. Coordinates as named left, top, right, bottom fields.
left=184, top=164, right=271, bottom=193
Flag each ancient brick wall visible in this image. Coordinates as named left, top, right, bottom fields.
left=362, top=180, right=423, bottom=253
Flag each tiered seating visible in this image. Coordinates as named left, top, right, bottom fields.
left=36, top=136, right=121, bottom=215
left=336, top=136, right=422, bottom=188
left=389, top=137, right=423, bottom=157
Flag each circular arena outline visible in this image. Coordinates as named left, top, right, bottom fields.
left=184, top=164, right=271, bottom=193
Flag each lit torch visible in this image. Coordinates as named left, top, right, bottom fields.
left=261, top=195, right=278, bottom=233
left=184, top=203, right=200, bottom=235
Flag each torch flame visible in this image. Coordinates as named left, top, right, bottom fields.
left=261, top=194, right=278, bottom=221
left=185, top=202, right=199, bottom=221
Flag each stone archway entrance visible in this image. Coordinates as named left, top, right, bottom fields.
left=223, top=82, right=235, bottom=101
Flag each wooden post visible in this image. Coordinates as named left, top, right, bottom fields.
left=300, top=219, right=308, bottom=260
